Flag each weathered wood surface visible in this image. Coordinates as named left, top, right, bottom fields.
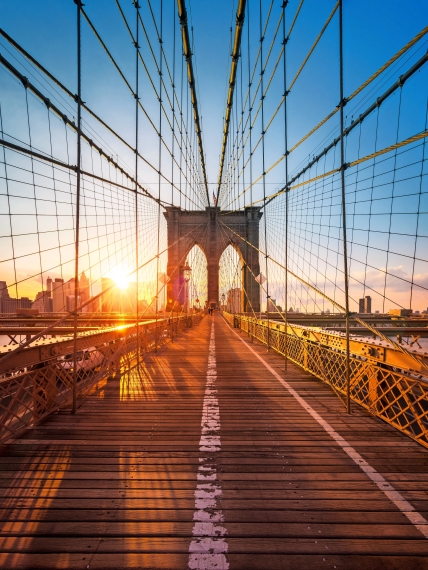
left=0, top=314, right=427, bottom=569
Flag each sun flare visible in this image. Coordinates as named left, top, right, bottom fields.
left=108, top=267, right=131, bottom=290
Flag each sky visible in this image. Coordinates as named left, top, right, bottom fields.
left=1, top=0, right=426, bottom=182
left=0, top=0, right=427, bottom=312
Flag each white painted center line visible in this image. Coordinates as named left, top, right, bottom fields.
left=227, top=322, right=428, bottom=540
left=188, top=321, right=229, bottom=570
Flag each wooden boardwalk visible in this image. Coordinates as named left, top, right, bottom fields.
left=0, top=314, right=427, bottom=569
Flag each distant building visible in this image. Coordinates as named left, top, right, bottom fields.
left=85, top=295, right=100, bottom=313
left=1, top=274, right=96, bottom=315
left=0, top=281, right=32, bottom=314
left=32, top=290, right=53, bottom=313
left=2, top=297, right=32, bottom=314
left=227, top=288, right=241, bottom=313
left=0, top=281, right=11, bottom=313
left=52, top=278, right=66, bottom=313
left=66, top=295, right=81, bottom=312
left=51, top=274, right=92, bottom=313
left=79, top=272, right=90, bottom=305
left=101, top=278, right=116, bottom=312
left=267, top=298, right=282, bottom=313
left=32, top=277, right=53, bottom=313
left=358, top=296, right=372, bottom=314
left=389, top=308, right=412, bottom=317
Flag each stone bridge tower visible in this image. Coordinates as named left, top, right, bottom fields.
left=163, top=207, right=262, bottom=312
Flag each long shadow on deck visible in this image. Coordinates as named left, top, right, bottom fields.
left=0, top=318, right=213, bottom=569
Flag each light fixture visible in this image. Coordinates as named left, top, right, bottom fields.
left=183, top=264, right=192, bottom=283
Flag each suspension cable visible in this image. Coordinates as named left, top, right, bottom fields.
left=177, top=0, right=210, bottom=206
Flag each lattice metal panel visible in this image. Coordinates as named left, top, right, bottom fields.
left=0, top=313, right=203, bottom=443
left=234, top=314, right=428, bottom=449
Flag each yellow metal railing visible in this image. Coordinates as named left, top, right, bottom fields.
left=0, top=313, right=203, bottom=443
left=223, top=312, right=428, bottom=450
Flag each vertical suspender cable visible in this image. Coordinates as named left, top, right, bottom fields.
left=177, top=0, right=210, bottom=207
left=240, top=34, right=246, bottom=313
left=73, top=0, right=82, bottom=414
left=156, top=0, right=163, bottom=351
left=172, top=0, right=176, bottom=207
left=338, top=0, right=351, bottom=414
left=170, top=0, right=176, bottom=332
left=409, top=101, right=428, bottom=310
left=180, top=49, right=184, bottom=210
left=282, top=0, right=289, bottom=369
left=217, top=0, right=247, bottom=205
left=260, top=0, right=269, bottom=350
left=247, top=1, right=255, bottom=324
left=134, top=1, right=140, bottom=365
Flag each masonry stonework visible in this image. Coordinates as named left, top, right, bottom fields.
left=163, top=207, right=262, bottom=312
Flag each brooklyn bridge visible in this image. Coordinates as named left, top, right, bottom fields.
left=0, top=0, right=427, bottom=568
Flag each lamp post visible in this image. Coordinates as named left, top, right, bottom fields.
left=183, top=264, right=191, bottom=314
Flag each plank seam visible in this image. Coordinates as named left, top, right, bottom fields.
left=226, top=319, right=428, bottom=540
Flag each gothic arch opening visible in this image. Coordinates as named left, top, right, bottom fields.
left=219, top=245, right=243, bottom=313
left=185, top=244, right=208, bottom=311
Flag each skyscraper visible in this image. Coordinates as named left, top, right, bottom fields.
left=79, top=272, right=90, bottom=305
left=359, top=296, right=372, bottom=314
left=52, top=278, right=65, bottom=313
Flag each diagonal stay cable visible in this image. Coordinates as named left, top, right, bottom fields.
left=81, top=7, right=201, bottom=203
left=225, top=48, right=428, bottom=211
left=177, top=0, right=210, bottom=206
left=0, top=34, right=197, bottom=206
left=114, top=0, right=204, bottom=205
left=137, top=2, right=205, bottom=205
left=219, top=220, right=428, bottom=375
left=0, top=220, right=209, bottom=366
left=222, top=2, right=338, bottom=208
left=217, top=0, right=247, bottom=204
left=222, top=6, right=283, bottom=194
left=242, top=130, right=428, bottom=209
left=0, top=137, right=205, bottom=211
left=223, top=2, right=339, bottom=209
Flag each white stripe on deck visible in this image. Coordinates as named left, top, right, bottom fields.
left=188, top=321, right=229, bottom=570
left=228, top=322, right=428, bottom=540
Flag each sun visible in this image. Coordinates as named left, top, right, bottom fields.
left=108, top=266, right=131, bottom=290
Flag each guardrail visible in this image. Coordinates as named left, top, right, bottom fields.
left=0, top=313, right=203, bottom=443
left=223, top=312, right=428, bottom=450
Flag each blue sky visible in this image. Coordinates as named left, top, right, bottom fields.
left=0, top=0, right=427, bottom=311
left=1, top=0, right=426, bottom=183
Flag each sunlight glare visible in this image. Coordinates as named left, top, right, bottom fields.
left=108, top=267, right=131, bottom=290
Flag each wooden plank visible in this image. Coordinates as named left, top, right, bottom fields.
left=0, top=314, right=427, bottom=569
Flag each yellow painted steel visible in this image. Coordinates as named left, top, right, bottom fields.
left=220, top=219, right=428, bottom=376
left=217, top=0, right=247, bottom=197
left=177, top=0, right=210, bottom=204
left=0, top=313, right=204, bottom=443
left=224, top=312, right=428, bottom=450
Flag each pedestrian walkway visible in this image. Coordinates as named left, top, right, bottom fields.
left=0, top=314, right=427, bottom=569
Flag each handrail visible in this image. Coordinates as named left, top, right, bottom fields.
left=223, top=312, right=428, bottom=450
